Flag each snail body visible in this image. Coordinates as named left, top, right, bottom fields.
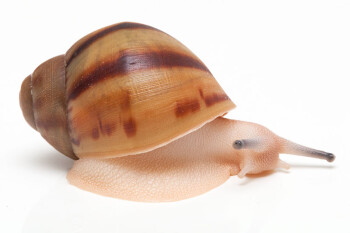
left=20, top=22, right=334, bottom=202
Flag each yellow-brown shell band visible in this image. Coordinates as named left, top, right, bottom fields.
left=66, top=22, right=160, bottom=67
left=67, top=50, right=211, bottom=101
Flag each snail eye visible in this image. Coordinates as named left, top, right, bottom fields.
left=233, top=140, right=244, bottom=150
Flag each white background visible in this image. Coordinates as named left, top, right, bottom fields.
left=1, top=0, right=349, bottom=232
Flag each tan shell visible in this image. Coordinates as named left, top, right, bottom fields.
left=20, top=22, right=236, bottom=159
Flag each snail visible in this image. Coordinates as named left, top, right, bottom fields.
left=20, top=22, right=335, bottom=202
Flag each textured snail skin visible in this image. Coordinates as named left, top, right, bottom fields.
left=20, top=22, right=334, bottom=202
left=68, top=118, right=289, bottom=202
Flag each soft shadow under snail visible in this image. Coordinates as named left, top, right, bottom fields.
left=20, top=22, right=335, bottom=202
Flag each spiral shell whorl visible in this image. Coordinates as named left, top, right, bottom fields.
left=20, top=56, right=77, bottom=160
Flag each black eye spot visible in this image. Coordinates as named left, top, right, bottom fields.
left=233, top=140, right=243, bottom=149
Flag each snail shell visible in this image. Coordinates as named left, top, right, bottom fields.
left=20, top=22, right=334, bottom=202
left=20, top=22, right=235, bottom=160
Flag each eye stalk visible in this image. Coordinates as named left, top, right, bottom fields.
left=280, top=139, right=336, bottom=163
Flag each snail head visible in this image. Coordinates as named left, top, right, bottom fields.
left=230, top=121, right=335, bottom=177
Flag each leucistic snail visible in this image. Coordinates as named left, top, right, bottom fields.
left=20, top=22, right=335, bottom=202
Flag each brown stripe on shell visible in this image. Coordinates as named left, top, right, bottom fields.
left=103, top=123, right=117, bottom=136
left=71, top=138, right=81, bottom=146
left=66, top=22, right=160, bottom=66
left=68, top=51, right=210, bottom=101
left=199, top=88, right=204, bottom=99
left=98, top=118, right=104, bottom=133
left=175, top=99, right=200, bottom=117
left=204, top=93, right=230, bottom=107
left=120, top=91, right=131, bottom=110
left=123, top=117, right=137, bottom=137
left=98, top=118, right=117, bottom=136
left=36, top=118, right=66, bottom=131
left=92, top=127, right=99, bottom=139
